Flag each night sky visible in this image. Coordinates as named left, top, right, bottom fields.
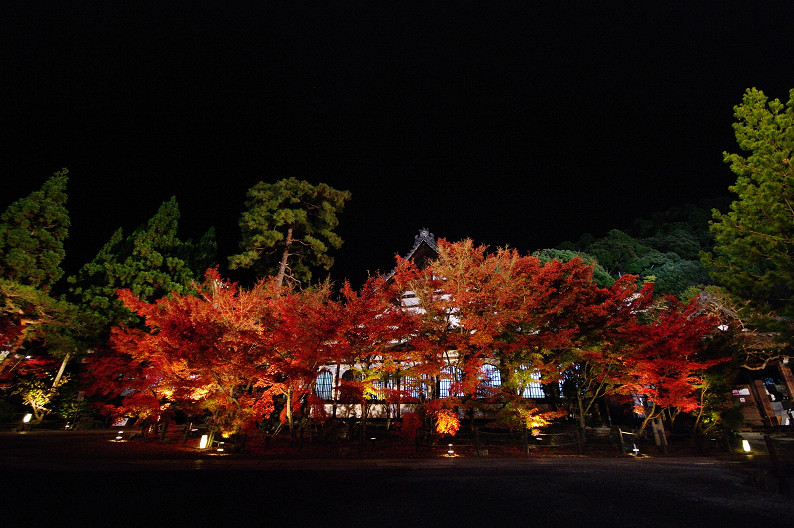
left=2, top=3, right=793, bottom=287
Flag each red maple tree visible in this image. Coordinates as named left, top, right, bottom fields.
left=86, top=269, right=285, bottom=441
left=392, top=240, right=571, bottom=437
left=267, top=282, right=338, bottom=441
left=616, top=295, right=726, bottom=433
left=331, top=275, right=418, bottom=443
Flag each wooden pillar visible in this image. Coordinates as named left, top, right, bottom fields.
left=777, top=361, right=794, bottom=401
left=752, top=379, right=779, bottom=426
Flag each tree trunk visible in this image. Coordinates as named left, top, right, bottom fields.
left=637, top=402, right=656, bottom=436
left=52, top=352, right=71, bottom=388
left=276, top=226, right=294, bottom=287
left=332, top=364, right=340, bottom=419
left=577, top=396, right=587, bottom=429
left=286, top=387, right=296, bottom=442
left=592, top=401, right=603, bottom=426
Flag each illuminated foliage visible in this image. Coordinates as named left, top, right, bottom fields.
left=705, top=88, right=794, bottom=314
left=434, top=408, right=460, bottom=437
left=88, top=269, right=284, bottom=435
left=68, top=197, right=216, bottom=332
left=330, top=275, right=417, bottom=443
left=12, top=369, right=68, bottom=423
left=496, top=398, right=567, bottom=432
left=393, top=239, right=729, bottom=434
left=616, top=295, right=726, bottom=432
left=80, top=237, right=733, bottom=445
left=399, top=411, right=423, bottom=442
left=0, top=278, right=91, bottom=396
left=268, top=282, right=338, bottom=439
left=703, top=88, right=794, bottom=366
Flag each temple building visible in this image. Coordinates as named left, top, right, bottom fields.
left=315, top=228, right=549, bottom=422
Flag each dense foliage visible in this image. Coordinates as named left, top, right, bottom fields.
left=558, top=202, right=717, bottom=296
left=228, top=178, right=351, bottom=286
left=5, top=85, right=793, bottom=443
left=67, top=196, right=217, bottom=332
left=79, top=240, right=725, bottom=443
left=0, top=170, right=70, bottom=291
left=705, top=88, right=794, bottom=315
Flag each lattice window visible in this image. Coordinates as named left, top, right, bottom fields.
left=314, top=371, right=333, bottom=400
left=520, top=368, right=546, bottom=399
left=372, top=374, right=399, bottom=400
left=481, top=364, right=502, bottom=388
left=401, top=376, right=426, bottom=400
left=439, top=365, right=461, bottom=398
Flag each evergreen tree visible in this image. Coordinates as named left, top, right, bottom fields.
left=0, top=169, right=70, bottom=290
left=704, top=88, right=794, bottom=314
left=68, top=196, right=217, bottom=329
left=229, top=178, right=351, bottom=286
left=558, top=202, right=716, bottom=297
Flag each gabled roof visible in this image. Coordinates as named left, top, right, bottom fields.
left=385, top=228, right=439, bottom=281
left=403, top=228, right=439, bottom=263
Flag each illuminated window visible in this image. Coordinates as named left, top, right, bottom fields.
left=315, top=371, right=333, bottom=400
left=439, top=365, right=461, bottom=398
left=373, top=374, right=399, bottom=400
left=481, top=364, right=502, bottom=388
left=401, top=376, right=426, bottom=400
left=520, top=367, right=545, bottom=399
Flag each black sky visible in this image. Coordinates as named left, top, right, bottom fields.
left=2, top=3, right=793, bottom=287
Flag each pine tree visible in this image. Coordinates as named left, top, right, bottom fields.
left=229, top=178, right=350, bottom=286
left=704, top=88, right=794, bottom=313
left=68, top=196, right=217, bottom=329
left=0, top=169, right=70, bottom=290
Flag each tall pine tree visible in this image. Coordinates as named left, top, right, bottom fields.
left=704, top=88, right=794, bottom=313
left=68, top=196, right=217, bottom=329
left=229, top=178, right=350, bottom=286
left=0, top=169, right=70, bottom=290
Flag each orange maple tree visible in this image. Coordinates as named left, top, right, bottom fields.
left=331, top=275, right=418, bottom=443
left=86, top=268, right=284, bottom=440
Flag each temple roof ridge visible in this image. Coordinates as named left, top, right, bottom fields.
left=385, top=228, right=440, bottom=281
left=405, top=227, right=438, bottom=260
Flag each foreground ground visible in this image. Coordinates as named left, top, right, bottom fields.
left=1, top=430, right=792, bottom=527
